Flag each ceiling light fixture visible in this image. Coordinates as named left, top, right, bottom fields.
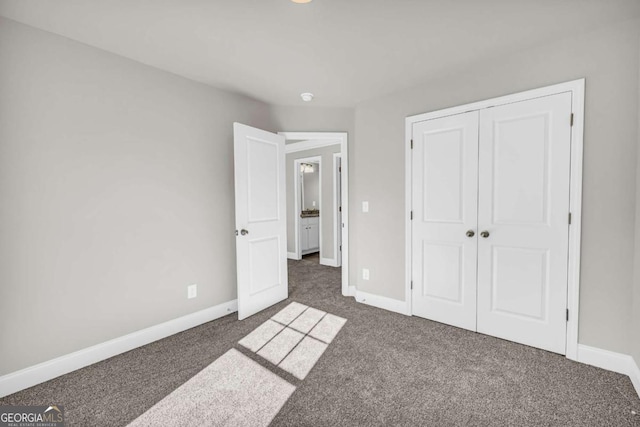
left=300, top=92, right=314, bottom=102
left=291, top=0, right=312, bottom=3
left=300, top=163, right=315, bottom=173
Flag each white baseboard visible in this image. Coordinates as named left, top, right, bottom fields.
left=320, top=257, right=339, bottom=267
left=287, top=252, right=299, bottom=260
left=345, top=285, right=356, bottom=297
left=355, top=290, right=410, bottom=315
left=630, top=357, right=640, bottom=398
left=0, top=299, right=238, bottom=398
left=577, top=344, right=640, bottom=398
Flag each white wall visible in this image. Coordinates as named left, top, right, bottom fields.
left=268, top=106, right=355, bottom=137
left=633, top=31, right=640, bottom=368
left=0, top=18, right=274, bottom=375
left=352, top=18, right=640, bottom=355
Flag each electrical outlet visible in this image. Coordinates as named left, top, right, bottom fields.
left=362, top=201, right=369, bottom=213
left=187, top=284, right=197, bottom=299
left=362, top=268, right=370, bottom=280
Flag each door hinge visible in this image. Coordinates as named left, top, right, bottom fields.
left=340, top=245, right=342, bottom=251
left=339, top=206, right=342, bottom=212
left=410, top=211, right=413, bottom=220
left=570, top=113, right=574, bottom=126
left=339, top=166, right=342, bottom=172
left=566, top=309, right=569, bottom=322
left=411, top=280, right=413, bottom=290
left=568, top=212, right=572, bottom=225
left=411, top=139, right=413, bottom=149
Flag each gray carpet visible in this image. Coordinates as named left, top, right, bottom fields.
left=2, top=257, right=640, bottom=426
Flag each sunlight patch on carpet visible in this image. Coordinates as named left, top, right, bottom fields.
left=127, top=349, right=295, bottom=427
left=238, top=319, right=284, bottom=352
left=240, top=302, right=347, bottom=379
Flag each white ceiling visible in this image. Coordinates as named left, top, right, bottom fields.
left=1, top=0, right=639, bottom=107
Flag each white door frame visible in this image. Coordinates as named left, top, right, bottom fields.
left=333, top=153, right=343, bottom=268
left=293, top=155, right=322, bottom=259
left=279, top=132, right=352, bottom=297
left=404, top=79, right=585, bottom=360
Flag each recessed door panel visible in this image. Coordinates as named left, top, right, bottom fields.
left=491, top=246, right=548, bottom=320
left=493, top=113, right=549, bottom=225
left=477, top=93, right=572, bottom=354
left=422, top=242, right=463, bottom=303
left=247, top=138, right=280, bottom=223
left=423, top=129, right=464, bottom=223
left=308, top=222, right=320, bottom=249
left=249, top=237, right=282, bottom=296
left=411, top=111, right=479, bottom=331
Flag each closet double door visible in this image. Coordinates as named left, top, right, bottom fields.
left=411, top=93, right=572, bottom=354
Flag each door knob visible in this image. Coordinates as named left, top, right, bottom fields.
left=240, top=229, right=249, bottom=236
left=480, top=230, right=490, bottom=238
left=466, top=230, right=475, bottom=238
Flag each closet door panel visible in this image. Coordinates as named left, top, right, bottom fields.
left=476, top=93, right=572, bottom=354
left=411, top=111, right=479, bottom=331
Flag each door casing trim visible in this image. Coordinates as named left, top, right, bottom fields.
left=404, top=79, right=585, bottom=360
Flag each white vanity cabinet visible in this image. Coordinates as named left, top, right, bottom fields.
left=300, top=216, right=320, bottom=254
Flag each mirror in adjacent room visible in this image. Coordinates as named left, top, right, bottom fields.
left=299, top=161, right=320, bottom=262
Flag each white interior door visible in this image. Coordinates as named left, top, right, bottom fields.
left=476, top=93, right=572, bottom=354
left=234, top=123, right=288, bottom=320
left=411, top=111, right=479, bottom=331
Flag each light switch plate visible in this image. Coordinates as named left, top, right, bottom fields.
left=362, top=201, right=369, bottom=213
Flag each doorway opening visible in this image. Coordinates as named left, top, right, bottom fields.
left=279, top=132, right=351, bottom=297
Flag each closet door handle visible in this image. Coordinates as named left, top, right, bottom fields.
left=480, top=230, right=490, bottom=238
left=466, top=230, right=475, bottom=238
